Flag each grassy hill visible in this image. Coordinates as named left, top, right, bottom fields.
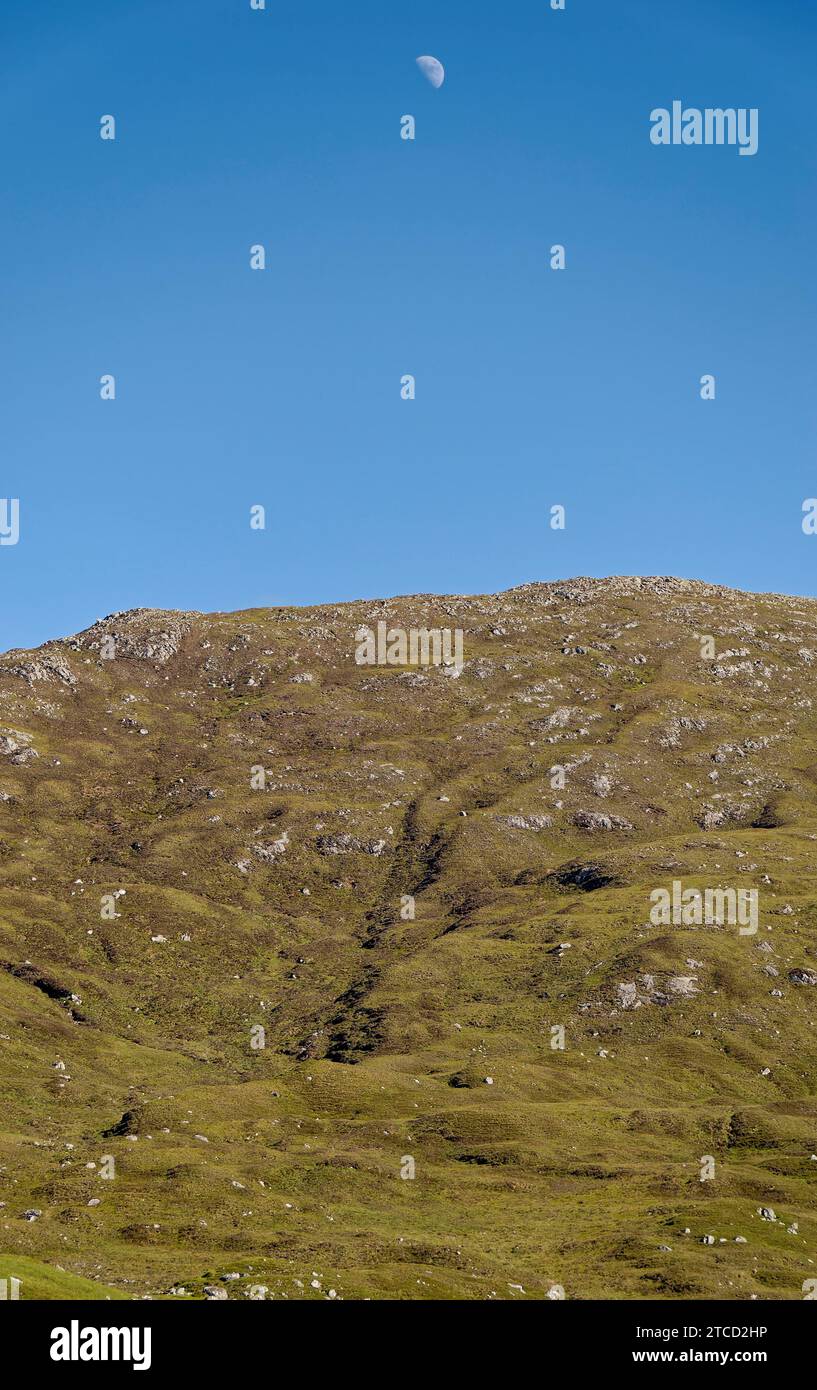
left=1, top=576, right=816, bottom=1300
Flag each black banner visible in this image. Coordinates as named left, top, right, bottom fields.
left=1, top=1297, right=807, bottom=1377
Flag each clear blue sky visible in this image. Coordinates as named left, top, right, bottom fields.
left=1, top=0, right=815, bottom=651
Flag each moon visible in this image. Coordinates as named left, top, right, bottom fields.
left=416, top=55, right=445, bottom=89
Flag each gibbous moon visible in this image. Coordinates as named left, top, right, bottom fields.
left=416, top=55, right=445, bottom=89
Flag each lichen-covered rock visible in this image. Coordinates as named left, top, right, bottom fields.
left=316, top=833, right=386, bottom=855
left=497, top=814, right=553, bottom=831
left=0, top=654, right=77, bottom=686
left=69, top=610, right=196, bottom=663
left=573, top=810, right=633, bottom=831
left=0, top=732, right=38, bottom=764
left=788, top=968, right=817, bottom=986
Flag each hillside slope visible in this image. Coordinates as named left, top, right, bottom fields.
left=1, top=576, right=816, bottom=1300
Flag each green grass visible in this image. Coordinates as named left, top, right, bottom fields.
left=0, top=1255, right=130, bottom=1301
left=1, top=578, right=816, bottom=1298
